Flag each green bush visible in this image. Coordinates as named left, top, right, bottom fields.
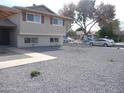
left=30, top=70, right=40, bottom=78
left=112, top=35, right=124, bottom=42
left=98, top=25, right=114, bottom=39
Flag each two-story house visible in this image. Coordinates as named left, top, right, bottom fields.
left=0, top=4, right=72, bottom=47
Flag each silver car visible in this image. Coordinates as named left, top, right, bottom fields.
left=89, top=38, right=115, bottom=47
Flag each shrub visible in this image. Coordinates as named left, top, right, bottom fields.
left=109, top=58, right=114, bottom=62
left=30, top=70, right=40, bottom=78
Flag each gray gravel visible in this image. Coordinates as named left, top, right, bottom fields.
left=0, top=46, right=124, bottom=93
left=0, top=49, right=19, bottom=56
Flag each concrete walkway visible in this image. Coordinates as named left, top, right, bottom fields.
left=0, top=47, right=57, bottom=69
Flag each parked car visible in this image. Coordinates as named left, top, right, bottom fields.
left=63, top=37, right=74, bottom=43
left=73, top=40, right=82, bottom=44
left=89, top=38, right=115, bottom=47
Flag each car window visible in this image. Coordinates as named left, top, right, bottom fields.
left=96, top=39, right=106, bottom=41
left=100, top=40, right=106, bottom=41
left=96, top=39, right=100, bottom=41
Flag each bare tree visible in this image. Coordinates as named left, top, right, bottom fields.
left=58, top=3, right=76, bottom=19
left=96, top=2, right=116, bottom=27
left=59, top=0, right=116, bottom=40
left=75, top=0, right=96, bottom=35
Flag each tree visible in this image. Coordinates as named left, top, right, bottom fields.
left=98, top=19, right=120, bottom=39
left=96, top=3, right=120, bottom=41
left=96, top=3, right=116, bottom=27
left=59, top=0, right=97, bottom=37
left=67, top=30, right=77, bottom=38
left=59, top=0, right=117, bottom=40
left=58, top=3, right=76, bottom=32
left=75, top=0, right=96, bottom=35
left=58, top=3, right=76, bottom=20
left=99, top=25, right=113, bottom=38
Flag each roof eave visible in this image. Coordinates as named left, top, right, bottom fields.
left=0, top=5, right=18, bottom=19
left=14, top=6, right=72, bottom=20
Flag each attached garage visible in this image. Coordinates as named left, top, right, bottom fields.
left=0, top=5, right=17, bottom=46
left=0, top=19, right=16, bottom=45
left=0, top=29, right=10, bottom=45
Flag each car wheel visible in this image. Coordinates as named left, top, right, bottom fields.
left=103, top=43, right=108, bottom=47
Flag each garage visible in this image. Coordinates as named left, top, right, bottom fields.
left=0, top=19, right=16, bottom=45
left=0, top=5, right=17, bottom=45
left=0, top=29, right=10, bottom=45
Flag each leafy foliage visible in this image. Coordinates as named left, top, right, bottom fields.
left=30, top=70, right=40, bottom=78
left=96, top=3, right=116, bottom=27
left=75, top=0, right=96, bottom=35
left=77, top=0, right=96, bottom=20
left=66, top=31, right=77, bottom=39
left=58, top=3, right=76, bottom=19
left=98, top=19, right=120, bottom=39
left=76, top=27, right=84, bottom=31
left=99, top=25, right=113, bottom=38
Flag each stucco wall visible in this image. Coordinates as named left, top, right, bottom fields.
left=8, top=14, right=21, bottom=47
left=9, top=30, right=17, bottom=47
left=17, top=35, right=63, bottom=48
left=19, top=12, right=67, bottom=36
left=7, top=11, right=70, bottom=47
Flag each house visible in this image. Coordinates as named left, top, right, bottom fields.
left=0, top=4, right=72, bottom=47
left=76, top=30, right=97, bottom=40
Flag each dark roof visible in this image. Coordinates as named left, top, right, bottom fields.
left=27, top=5, right=56, bottom=14
left=0, top=19, right=16, bottom=27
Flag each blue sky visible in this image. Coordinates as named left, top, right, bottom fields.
left=1, top=0, right=124, bottom=30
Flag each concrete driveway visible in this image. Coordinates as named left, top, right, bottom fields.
left=0, top=46, right=124, bottom=93
left=0, top=47, right=56, bottom=69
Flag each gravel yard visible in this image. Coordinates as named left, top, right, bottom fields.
left=0, top=46, right=124, bottom=93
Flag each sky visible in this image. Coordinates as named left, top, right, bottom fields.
left=1, top=0, right=124, bottom=30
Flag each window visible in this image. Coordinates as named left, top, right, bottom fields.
left=54, top=38, right=59, bottom=42
left=31, top=38, right=38, bottom=43
left=97, top=39, right=106, bottom=41
left=50, top=38, right=54, bottom=42
left=24, top=38, right=38, bottom=43
left=52, top=18, right=63, bottom=26
left=27, top=13, right=41, bottom=23
left=34, top=15, right=41, bottom=23
left=50, top=38, right=59, bottom=42
left=27, top=14, right=33, bottom=21
left=24, top=38, right=30, bottom=43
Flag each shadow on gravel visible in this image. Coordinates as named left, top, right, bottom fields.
left=22, top=46, right=63, bottom=53
left=22, top=43, right=92, bottom=53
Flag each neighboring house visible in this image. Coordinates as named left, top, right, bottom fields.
left=0, top=4, right=72, bottom=47
left=76, top=30, right=97, bottom=40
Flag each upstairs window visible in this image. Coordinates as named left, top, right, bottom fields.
left=34, top=15, right=41, bottom=23
left=52, top=18, right=64, bottom=26
left=26, top=13, right=41, bottom=23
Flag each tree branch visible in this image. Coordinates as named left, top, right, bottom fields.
left=86, top=20, right=96, bottom=27
left=74, top=18, right=83, bottom=27
left=87, top=21, right=97, bottom=34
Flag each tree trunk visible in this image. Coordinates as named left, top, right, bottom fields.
left=83, top=35, right=89, bottom=42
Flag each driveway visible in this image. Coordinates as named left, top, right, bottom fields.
left=0, top=47, right=56, bottom=69
left=0, top=46, right=124, bottom=93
